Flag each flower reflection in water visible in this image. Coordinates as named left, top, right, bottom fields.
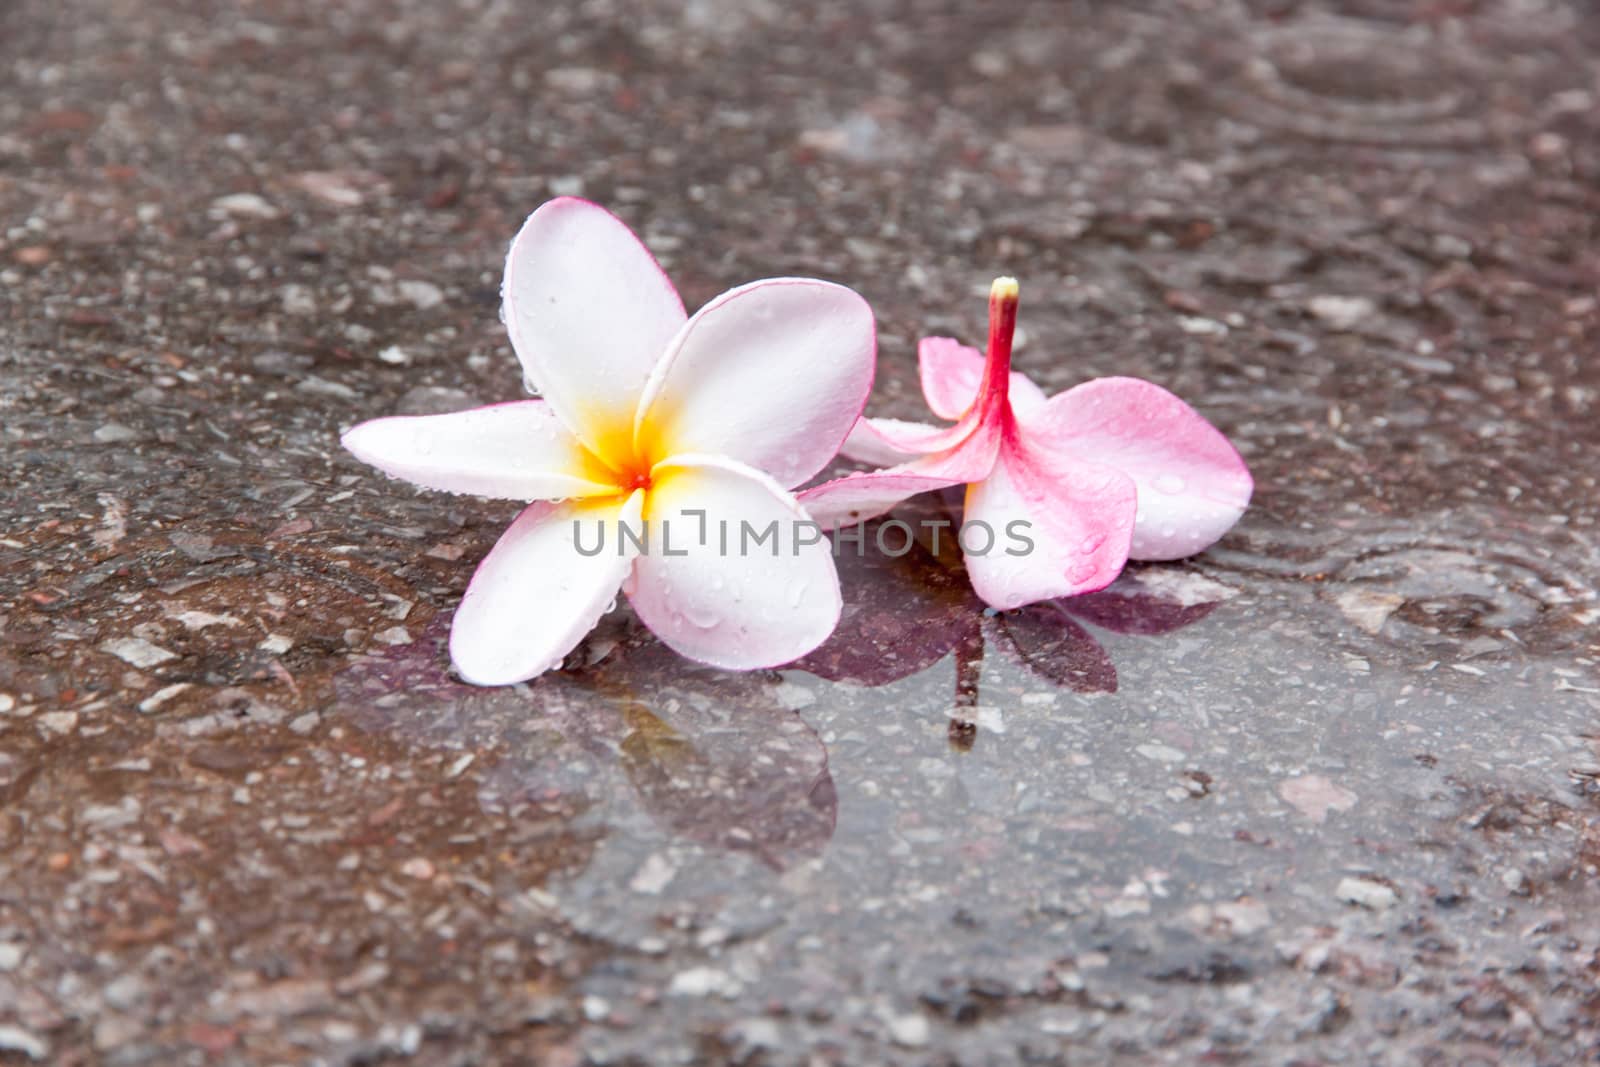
left=794, top=500, right=1227, bottom=748
left=335, top=503, right=1221, bottom=878
left=335, top=622, right=836, bottom=872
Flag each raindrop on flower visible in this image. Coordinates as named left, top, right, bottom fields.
left=685, top=601, right=721, bottom=630
left=1153, top=473, right=1187, bottom=495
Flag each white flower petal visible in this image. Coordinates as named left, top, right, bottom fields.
left=502, top=198, right=686, bottom=464
left=628, top=454, right=841, bottom=669
left=449, top=492, right=642, bottom=685
left=342, top=401, right=618, bottom=500
left=635, top=279, right=875, bottom=488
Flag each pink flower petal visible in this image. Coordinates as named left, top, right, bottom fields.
left=1018, top=377, right=1253, bottom=561
left=918, top=336, right=1047, bottom=420
left=961, top=434, right=1137, bottom=610
left=341, top=401, right=620, bottom=500
left=803, top=414, right=1004, bottom=529
left=839, top=410, right=995, bottom=465
left=449, top=492, right=642, bottom=685
left=798, top=470, right=967, bottom=531
left=839, top=416, right=944, bottom=466
left=502, top=198, right=687, bottom=465
left=635, top=279, right=875, bottom=488
left=627, top=454, right=841, bottom=669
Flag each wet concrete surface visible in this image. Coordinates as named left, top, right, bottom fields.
left=2, top=0, right=1599, bottom=1062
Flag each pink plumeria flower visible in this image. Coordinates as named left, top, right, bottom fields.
left=800, top=277, right=1251, bottom=610
left=343, top=198, right=874, bottom=685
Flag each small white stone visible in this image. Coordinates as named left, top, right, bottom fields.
left=395, top=280, right=443, bottom=310
left=544, top=67, right=616, bottom=94
left=172, top=610, right=239, bottom=631
left=1135, top=743, right=1186, bottom=764
left=280, top=284, right=317, bottom=316
left=138, top=683, right=191, bottom=715
left=377, top=344, right=411, bottom=365
left=0, top=1024, right=47, bottom=1060
left=0, top=943, right=24, bottom=971
left=93, top=423, right=139, bottom=444
left=1308, top=295, right=1376, bottom=331
left=1104, top=896, right=1152, bottom=918
left=102, top=637, right=175, bottom=668
left=258, top=634, right=293, bottom=655
left=629, top=853, right=677, bottom=896
left=38, top=711, right=78, bottom=736
left=668, top=967, right=740, bottom=998
left=730, top=1017, right=782, bottom=1050
left=373, top=626, right=411, bottom=646
left=1214, top=898, right=1273, bottom=936
left=1334, top=589, right=1404, bottom=635
left=1336, top=876, right=1397, bottom=910
left=1177, top=315, right=1228, bottom=336
left=210, top=193, right=281, bottom=220
left=886, top=1013, right=929, bottom=1048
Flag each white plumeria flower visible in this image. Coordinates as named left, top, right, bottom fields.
left=343, top=198, right=875, bottom=685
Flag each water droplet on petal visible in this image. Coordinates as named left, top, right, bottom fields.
left=786, top=578, right=809, bottom=608
left=685, top=600, right=720, bottom=630
left=1079, top=534, right=1105, bottom=554
left=1154, top=473, right=1187, bottom=495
